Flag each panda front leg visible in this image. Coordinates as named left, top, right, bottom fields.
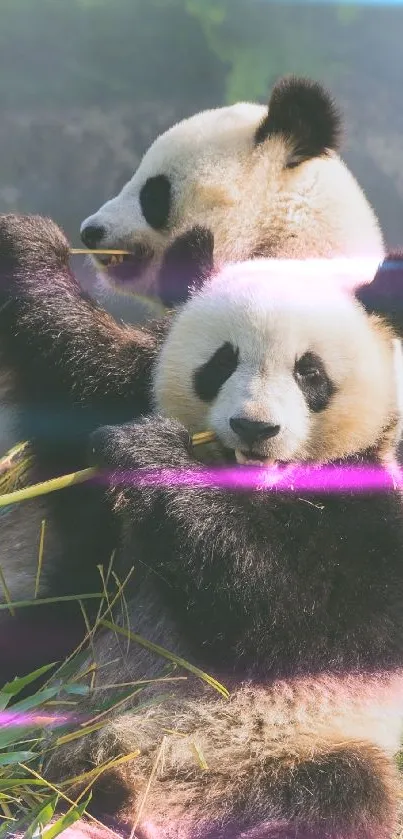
left=0, top=213, right=167, bottom=452
left=89, top=414, right=265, bottom=623
left=0, top=214, right=215, bottom=455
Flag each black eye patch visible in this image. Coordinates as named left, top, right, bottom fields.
left=193, top=342, right=239, bottom=403
left=139, top=174, right=171, bottom=230
left=294, top=351, right=336, bottom=413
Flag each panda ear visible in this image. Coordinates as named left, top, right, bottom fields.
left=255, top=76, right=342, bottom=167
left=157, top=226, right=214, bottom=307
left=355, top=252, right=403, bottom=337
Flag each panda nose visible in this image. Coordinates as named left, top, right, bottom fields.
left=80, top=224, right=106, bottom=249
left=229, top=417, right=281, bottom=445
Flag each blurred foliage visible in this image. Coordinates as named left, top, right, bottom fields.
left=1, top=0, right=403, bottom=245
left=336, top=4, right=361, bottom=24
left=182, top=0, right=346, bottom=102
left=0, top=0, right=368, bottom=109
left=0, top=0, right=222, bottom=108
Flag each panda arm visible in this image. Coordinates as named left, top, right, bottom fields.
left=90, top=416, right=283, bottom=592
left=0, top=214, right=162, bottom=437
left=356, top=251, right=403, bottom=337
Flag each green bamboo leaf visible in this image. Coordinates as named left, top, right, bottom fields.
left=0, top=727, right=40, bottom=749
left=63, top=684, right=90, bottom=697
left=24, top=795, right=58, bottom=838
left=0, top=751, right=36, bottom=766
left=8, top=687, right=61, bottom=714
left=49, top=649, right=90, bottom=686
left=0, top=779, right=45, bottom=791
left=41, top=794, right=92, bottom=839
left=1, top=663, right=57, bottom=696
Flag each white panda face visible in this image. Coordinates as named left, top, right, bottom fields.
left=80, top=77, right=384, bottom=300
left=80, top=102, right=264, bottom=295
left=153, top=261, right=397, bottom=465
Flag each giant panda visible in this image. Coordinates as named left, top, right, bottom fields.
left=0, top=76, right=385, bottom=461
left=80, top=75, right=385, bottom=309
left=2, top=215, right=403, bottom=838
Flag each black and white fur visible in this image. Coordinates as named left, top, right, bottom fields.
left=80, top=76, right=384, bottom=307
left=0, top=77, right=385, bottom=460
left=2, top=216, right=403, bottom=837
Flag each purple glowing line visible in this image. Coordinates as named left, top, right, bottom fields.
left=0, top=711, right=74, bottom=727
left=95, top=464, right=403, bottom=494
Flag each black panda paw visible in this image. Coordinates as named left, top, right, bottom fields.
left=89, top=415, right=194, bottom=478
left=157, top=225, right=215, bottom=306
left=0, top=213, right=71, bottom=290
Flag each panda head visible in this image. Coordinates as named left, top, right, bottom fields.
left=80, top=76, right=384, bottom=306
left=152, top=257, right=402, bottom=467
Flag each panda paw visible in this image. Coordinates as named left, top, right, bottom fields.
left=157, top=225, right=215, bottom=306
left=0, top=213, right=70, bottom=276
left=89, top=415, right=194, bottom=478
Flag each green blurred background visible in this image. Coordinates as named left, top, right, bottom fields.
left=0, top=0, right=402, bottom=245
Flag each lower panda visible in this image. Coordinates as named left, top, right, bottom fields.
left=2, top=217, right=403, bottom=838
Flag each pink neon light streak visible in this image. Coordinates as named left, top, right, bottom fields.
left=96, top=463, right=403, bottom=493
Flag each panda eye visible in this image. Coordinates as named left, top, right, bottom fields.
left=193, top=342, right=239, bottom=403
left=139, top=175, right=171, bottom=230
left=294, top=351, right=335, bottom=413
left=295, top=353, right=321, bottom=379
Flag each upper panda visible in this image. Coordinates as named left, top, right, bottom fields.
left=80, top=76, right=384, bottom=306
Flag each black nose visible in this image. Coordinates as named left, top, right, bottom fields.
left=80, top=224, right=106, bottom=249
left=229, top=417, right=281, bottom=445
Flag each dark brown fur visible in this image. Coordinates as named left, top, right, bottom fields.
left=1, top=215, right=403, bottom=837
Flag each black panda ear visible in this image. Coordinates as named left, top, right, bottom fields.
left=157, top=226, right=214, bottom=307
left=355, top=252, right=403, bottom=337
left=255, top=76, right=342, bottom=168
